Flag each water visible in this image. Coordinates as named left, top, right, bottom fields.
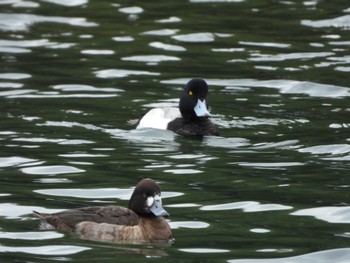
left=1, top=0, right=350, bottom=262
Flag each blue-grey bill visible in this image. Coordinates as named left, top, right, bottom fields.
left=150, top=200, right=169, bottom=217
left=194, top=99, right=211, bottom=117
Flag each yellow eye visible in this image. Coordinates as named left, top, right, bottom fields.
left=188, top=91, right=193, bottom=96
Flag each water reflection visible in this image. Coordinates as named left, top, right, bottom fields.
left=34, top=188, right=183, bottom=201
left=169, top=221, right=209, bottom=229
left=0, top=231, right=63, bottom=240
left=291, top=206, right=350, bottom=224
left=0, top=156, right=38, bottom=167
left=0, top=203, right=62, bottom=219
left=94, top=68, right=160, bottom=78
left=21, top=165, right=85, bottom=175
left=41, top=0, right=88, bottom=7
left=0, top=244, right=90, bottom=255
left=0, top=13, right=97, bottom=32
left=228, top=248, right=350, bottom=263
left=302, top=15, right=350, bottom=29
left=179, top=248, right=230, bottom=253
left=200, top=201, right=293, bottom=212
left=298, top=144, right=350, bottom=155
left=172, top=32, right=215, bottom=42
left=1, top=0, right=350, bottom=261
left=162, top=78, right=350, bottom=98
left=121, top=55, right=181, bottom=64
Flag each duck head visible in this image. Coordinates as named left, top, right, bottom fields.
left=179, top=78, right=211, bottom=121
left=128, top=178, right=169, bottom=217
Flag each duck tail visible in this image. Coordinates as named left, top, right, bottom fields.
left=33, top=210, right=45, bottom=220
left=33, top=210, right=54, bottom=230
left=33, top=210, right=73, bottom=232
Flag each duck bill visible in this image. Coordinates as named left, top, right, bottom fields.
left=150, top=199, right=169, bottom=217
left=194, top=99, right=211, bottom=117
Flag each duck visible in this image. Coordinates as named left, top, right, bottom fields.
left=33, top=178, right=173, bottom=244
left=136, top=78, right=219, bottom=136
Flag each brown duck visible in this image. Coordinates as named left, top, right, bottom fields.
left=33, top=178, right=173, bottom=243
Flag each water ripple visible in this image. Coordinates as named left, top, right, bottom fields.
left=302, top=15, right=350, bottom=29
left=164, top=169, right=203, bottom=174
left=149, top=41, right=186, bottom=51
left=13, top=137, right=94, bottom=145
left=238, top=162, right=304, bottom=169
left=0, top=13, right=97, bottom=31
left=0, top=73, right=31, bottom=79
left=0, top=156, right=38, bottom=168
left=0, top=39, right=71, bottom=54
left=7, top=93, right=118, bottom=99
left=35, top=188, right=132, bottom=200
left=155, top=16, right=181, bottom=23
left=291, top=206, right=350, bottom=223
left=0, top=231, right=63, bottom=240
left=179, top=248, right=230, bottom=253
left=0, top=245, right=90, bottom=255
left=118, top=6, right=143, bottom=14
left=21, top=165, right=85, bottom=175
left=248, top=52, right=333, bottom=62
left=190, top=0, right=243, bottom=2
left=34, top=188, right=183, bottom=200
left=112, top=36, right=134, bottom=42
left=239, top=41, right=291, bottom=48
left=298, top=144, right=350, bottom=155
left=252, top=140, right=301, bottom=150
left=106, top=128, right=178, bottom=144
left=162, top=78, right=350, bottom=98
left=121, top=55, right=180, bottom=64
left=228, top=248, right=350, bottom=263
left=41, top=0, right=88, bottom=6
left=172, top=32, right=215, bottom=42
left=250, top=228, right=271, bottom=234
left=52, top=84, right=123, bottom=93
left=81, top=49, right=115, bottom=55
left=203, top=137, right=250, bottom=148
left=94, top=68, right=160, bottom=78
left=0, top=203, right=62, bottom=219
left=169, top=221, right=210, bottom=229
left=8, top=1, right=39, bottom=8
left=0, top=82, right=23, bottom=88
left=0, top=46, right=31, bottom=53
left=141, top=29, right=179, bottom=36
left=201, top=201, right=293, bottom=212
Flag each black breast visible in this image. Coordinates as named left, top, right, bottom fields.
left=167, top=118, right=219, bottom=137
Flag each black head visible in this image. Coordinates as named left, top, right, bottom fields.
left=179, top=78, right=211, bottom=121
left=128, top=178, right=169, bottom=217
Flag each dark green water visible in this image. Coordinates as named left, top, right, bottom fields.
left=1, top=0, right=350, bottom=262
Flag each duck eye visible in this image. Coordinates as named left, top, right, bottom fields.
left=188, top=90, right=193, bottom=96
left=143, top=193, right=147, bottom=198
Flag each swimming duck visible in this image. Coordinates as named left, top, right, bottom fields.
left=33, top=178, right=172, bottom=243
left=136, top=78, right=219, bottom=136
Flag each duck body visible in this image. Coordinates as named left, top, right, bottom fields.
left=136, top=78, right=219, bottom=136
left=33, top=179, right=172, bottom=243
left=76, top=216, right=172, bottom=243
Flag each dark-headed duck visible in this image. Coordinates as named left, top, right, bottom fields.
left=33, top=178, right=172, bottom=243
left=136, top=78, right=219, bottom=137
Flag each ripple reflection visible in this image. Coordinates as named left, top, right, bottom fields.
left=0, top=244, right=90, bottom=255
left=201, top=201, right=293, bottom=212
left=228, top=248, right=350, bottom=263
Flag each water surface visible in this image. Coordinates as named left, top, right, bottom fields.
left=1, top=0, right=350, bottom=262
